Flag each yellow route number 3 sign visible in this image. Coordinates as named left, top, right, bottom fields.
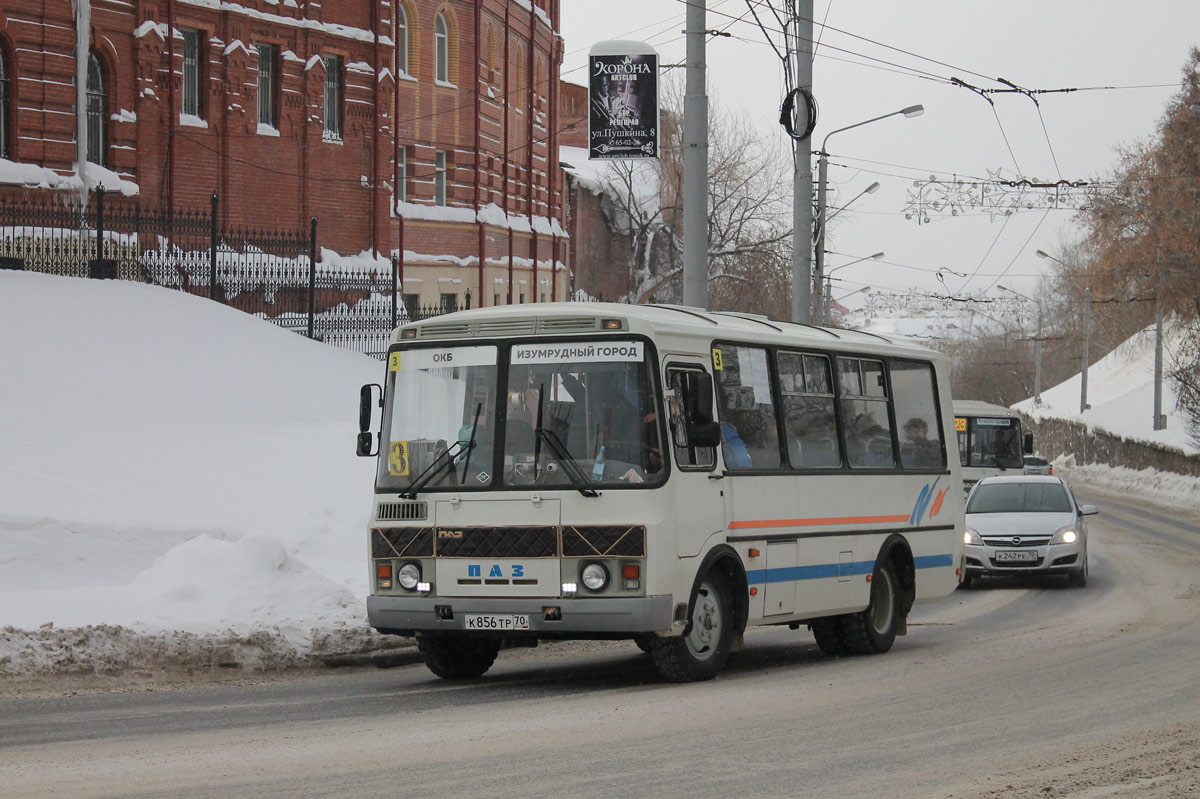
left=389, top=441, right=410, bottom=476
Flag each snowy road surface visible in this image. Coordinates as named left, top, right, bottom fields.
left=1, top=487, right=1197, bottom=798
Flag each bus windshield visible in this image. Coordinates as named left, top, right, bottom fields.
left=377, top=340, right=664, bottom=492
left=962, top=417, right=1023, bottom=469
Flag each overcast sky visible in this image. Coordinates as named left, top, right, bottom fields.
left=559, top=1, right=1200, bottom=309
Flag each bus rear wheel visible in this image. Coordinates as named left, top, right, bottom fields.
left=649, top=571, right=734, bottom=682
left=417, top=635, right=501, bottom=679
left=842, top=560, right=900, bottom=655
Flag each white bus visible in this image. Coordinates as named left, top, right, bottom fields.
left=358, top=303, right=966, bottom=682
left=952, top=400, right=1033, bottom=492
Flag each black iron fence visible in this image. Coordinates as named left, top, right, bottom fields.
left=0, top=189, right=467, bottom=359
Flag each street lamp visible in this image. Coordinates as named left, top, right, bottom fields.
left=814, top=105, right=923, bottom=323
left=1037, top=249, right=1090, bottom=413
left=998, top=284, right=1043, bottom=405
left=823, top=251, right=883, bottom=324
left=825, top=182, right=881, bottom=224
left=828, top=286, right=869, bottom=321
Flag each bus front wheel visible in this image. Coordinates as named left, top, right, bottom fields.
left=417, top=635, right=501, bottom=679
left=649, top=571, right=735, bottom=682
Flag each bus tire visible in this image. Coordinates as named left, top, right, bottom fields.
left=809, top=616, right=850, bottom=656
left=648, top=571, right=734, bottom=682
left=842, top=560, right=900, bottom=655
left=416, top=635, right=501, bottom=679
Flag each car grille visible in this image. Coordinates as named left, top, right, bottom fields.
left=982, top=536, right=1050, bottom=548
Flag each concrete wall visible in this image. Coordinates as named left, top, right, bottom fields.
left=1020, top=414, right=1200, bottom=478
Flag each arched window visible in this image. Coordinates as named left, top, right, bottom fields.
left=0, top=46, right=10, bottom=158
left=434, top=12, right=449, bottom=83
left=86, top=53, right=106, bottom=166
left=395, top=6, right=409, bottom=75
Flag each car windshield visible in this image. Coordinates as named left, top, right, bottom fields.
left=376, top=340, right=664, bottom=492
left=966, top=482, right=1073, bottom=514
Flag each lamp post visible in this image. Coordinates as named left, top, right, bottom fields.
left=814, top=104, right=923, bottom=323
left=823, top=251, right=883, bottom=324
left=999, top=284, right=1043, bottom=405
left=1037, top=249, right=1090, bottom=413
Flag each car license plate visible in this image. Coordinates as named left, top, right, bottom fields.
left=995, top=550, right=1038, bottom=562
left=463, top=614, right=531, bottom=631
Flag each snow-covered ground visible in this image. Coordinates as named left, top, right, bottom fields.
left=1, top=272, right=1196, bottom=680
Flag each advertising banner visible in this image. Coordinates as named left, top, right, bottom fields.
left=588, top=41, right=658, bottom=159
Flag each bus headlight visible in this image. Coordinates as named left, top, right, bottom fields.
left=964, top=528, right=984, bottom=546
left=581, top=562, right=609, bottom=592
left=397, top=562, right=422, bottom=591
left=1051, top=528, right=1078, bottom=545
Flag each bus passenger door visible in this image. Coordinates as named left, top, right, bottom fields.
left=663, top=361, right=726, bottom=558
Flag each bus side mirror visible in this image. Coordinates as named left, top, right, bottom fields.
left=357, top=383, right=382, bottom=457
left=1023, top=431, right=1033, bottom=454
left=681, top=371, right=718, bottom=446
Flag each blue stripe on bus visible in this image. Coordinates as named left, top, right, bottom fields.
left=746, top=553, right=954, bottom=585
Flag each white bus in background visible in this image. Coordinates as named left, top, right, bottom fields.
left=357, top=303, right=966, bottom=682
left=953, top=400, right=1033, bottom=492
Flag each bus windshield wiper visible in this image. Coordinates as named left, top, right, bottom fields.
left=400, top=440, right=466, bottom=499
left=535, top=427, right=599, bottom=497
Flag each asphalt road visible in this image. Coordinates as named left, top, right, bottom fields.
left=2, top=485, right=1198, bottom=799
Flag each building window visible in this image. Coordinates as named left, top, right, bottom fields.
left=434, top=150, right=447, bottom=206
left=0, top=47, right=10, bottom=158
left=257, top=44, right=277, bottom=128
left=397, top=146, right=406, bottom=203
left=86, top=53, right=106, bottom=166
left=396, top=6, right=409, bottom=75
left=182, top=29, right=202, bottom=118
left=493, top=293, right=501, bottom=307
left=402, top=293, right=420, bottom=321
left=440, top=293, right=457, bottom=313
left=434, top=12, right=449, bottom=83
left=322, top=55, right=342, bottom=140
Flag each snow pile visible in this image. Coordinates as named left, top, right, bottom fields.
left=1014, top=321, right=1197, bottom=456
left=0, top=271, right=386, bottom=676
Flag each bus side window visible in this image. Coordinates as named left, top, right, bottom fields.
left=891, top=360, right=944, bottom=469
left=666, top=368, right=716, bottom=470
left=713, top=345, right=781, bottom=470
left=776, top=351, right=841, bottom=469
left=839, top=357, right=896, bottom=469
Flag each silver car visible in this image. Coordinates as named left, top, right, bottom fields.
left=961, top=475, right=1097, bottom=588
left=1023, top=455, right=1053, bottom=475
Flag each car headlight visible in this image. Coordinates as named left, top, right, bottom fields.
left=397, top=561, right=422, bottom=591
left=964, top=528, right=984, bottom=546
left=581, top=562, right=609, bottom=592
left=1050, top=527, right=1078, bottom=545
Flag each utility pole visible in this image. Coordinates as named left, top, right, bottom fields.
left=74, top=0, right=90, bottom=206
left=1080, top=283, right=1091, bottom=413
left=681, top=0, right=708, bottom=309
left=1034, top=303, right=1043, bottom=405
left=1153, top=268, right=1165, bottom=430
left=789, top=2, right=813, bottom=324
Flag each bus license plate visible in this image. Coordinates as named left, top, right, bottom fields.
left=464, top=614, right=531, bottom=631
left=995, top=550, right=1037, bottom=562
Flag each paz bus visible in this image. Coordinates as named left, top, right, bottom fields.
left=357, top=303, right=966, bottom=682
left=952, top=400, right=1033, bottom=493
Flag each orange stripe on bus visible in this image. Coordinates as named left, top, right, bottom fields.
left=728, top=515, right=910, bottom=530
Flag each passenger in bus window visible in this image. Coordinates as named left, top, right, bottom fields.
left=901, top=417, right=940, bottom=468
left=720, top=420, right=751, bottom=468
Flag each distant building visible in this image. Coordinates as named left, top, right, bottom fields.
left=0, top=0, right=568, bottom=308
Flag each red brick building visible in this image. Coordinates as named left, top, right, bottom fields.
left=0, top=0, right=567, bottom=308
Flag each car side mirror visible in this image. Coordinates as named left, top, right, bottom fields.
left=1079, top=504, right=1099, bottom=516
left=1023, top=431, right=1034, bottom=454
